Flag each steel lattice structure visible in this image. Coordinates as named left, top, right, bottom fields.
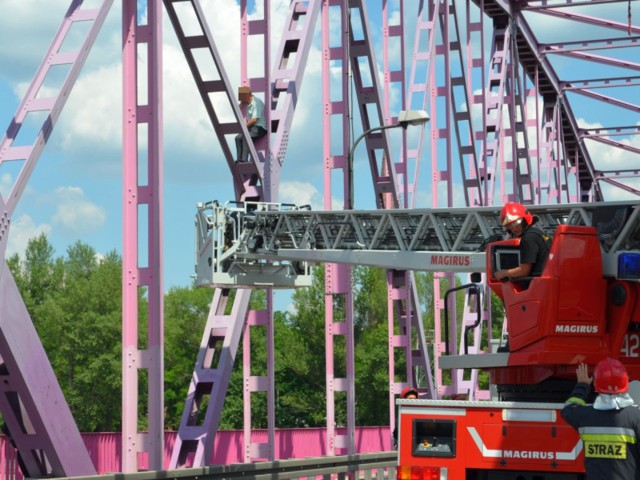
left=0, top=0, right=638, bottom=476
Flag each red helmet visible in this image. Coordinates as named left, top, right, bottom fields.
left=594, top=358, right=629, bottom=394
left=500, top=202, right=533, bottom=228
left=401, top=387, right=419, bottom=399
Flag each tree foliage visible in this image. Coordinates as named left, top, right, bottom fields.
left=8, top=236, right=123, bottom=431
left=6, top=234, right=493, bottom=432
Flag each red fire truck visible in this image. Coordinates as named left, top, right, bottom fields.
left=396, top=220, right=640, bottom=479
left=198, top=199, right=640, bottom=478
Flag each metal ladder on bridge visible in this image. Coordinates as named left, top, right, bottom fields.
left=165, top=0, right=322, bottom=467
left=162, top=0, right=265, bottom=200
left=0, top=1, right=114, bottom=476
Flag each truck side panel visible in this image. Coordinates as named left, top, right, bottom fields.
left=397, top=401, right=584, bottom=479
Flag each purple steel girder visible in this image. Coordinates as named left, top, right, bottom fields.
left=404, top=0, right=435, bottom=210
left=270, top=1, right=322, bottom=169
left=121, top=0, right=165, bottom=472
left=169, top=288, right=251, bottom=468
left=169, top=0, right=322, bottom=468
left=322, top=0, right=356, bottom=455
left=4, top=0, right=640, bottom=473
left=348, top=0, right=400, bottom=209
left=384, top=1, right=435, bottom=439
left=239, top=0, right=275, bottom=463
left=0, top=0, right=113, bottom=476
left=162, top=0, right=270, bottom=467
left=523, top=2, right=640, bottom=195
left=162, top=0, right=266, bottom=201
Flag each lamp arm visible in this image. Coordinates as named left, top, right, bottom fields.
left=347, top=123, right=401, bottom=210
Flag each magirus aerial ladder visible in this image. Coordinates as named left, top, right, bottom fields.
left=197, top=200, right=639, bottom=282
left=196, top=199, right=640, bottom=397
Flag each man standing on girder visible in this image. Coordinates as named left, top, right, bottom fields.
left=235, top=86, right=267, bottom=163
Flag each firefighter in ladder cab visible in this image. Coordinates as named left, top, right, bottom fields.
left=562, top=359, right=640, bottom=479
left=493, top=202, right=552, bottom=285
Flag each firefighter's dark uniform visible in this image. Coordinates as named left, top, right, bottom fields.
left=519, top=223, right=551, bottom=276
left=561, top=382, right=640, bottom=479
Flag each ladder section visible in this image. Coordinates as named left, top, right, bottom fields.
left=228, top=201, right=640, bottom=264
left=238, top=0, right=274, bottom=462
left=322, top=0, right=355, bottom=455
left=442, top=0, right=482, bottom=207
left=0, top=0, right=113, bottom=229
left=508, top=27, right=535, bottom=204
left=121, top=0, right=165, bottom=471
left=169, top=288, right=251, bottom=468
left=270, top=0, right=321, bottom=168
left=162, top=0, right=264, bottom=200
left=0, top=1, right=113, bottom=476
left=349, top=0, right=400, bottom=209
left=382, top=2, right=435, bottom=420
left=483, top=22, right=509, bottom=205
left=242, top=207, right=504, bottom=255
left=382, top=0, right=407, bottom=204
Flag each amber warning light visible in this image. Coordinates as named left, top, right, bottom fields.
left=396, top=466, right=443, bottom=480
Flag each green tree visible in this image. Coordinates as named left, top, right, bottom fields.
left=49, top=244, right=122, bottom=431
left=8, top=238, right=123, bottom=431
left=352, top=267, right=390, bottom=425
left=274, top=266, right=330, bottom=427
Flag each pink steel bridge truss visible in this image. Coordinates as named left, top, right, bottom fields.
left=0, top=0, right=638, bottom=476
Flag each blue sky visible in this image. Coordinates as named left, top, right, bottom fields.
left=0, top=0, right=415, bottom=312
left=0, top=1, right=329, bottom=301
left=0, top=0, right=638, bottom=310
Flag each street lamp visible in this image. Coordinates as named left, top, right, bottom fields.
left=347, top=110, right=430, bottom=210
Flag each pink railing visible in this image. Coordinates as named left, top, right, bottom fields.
left=0, top=427, right=392, bottom=479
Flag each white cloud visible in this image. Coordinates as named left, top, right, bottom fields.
left=278, top=180, right=347, bottom=211
left=1, top=0, right=327, bottom=191
left=58, top=64, right=123, bottom=150
left=575, top=118, right=640, bottom=173
left=279, top=181, right=323, bottom=210
left=7, top=214, right=52, bottom=257
left=51, top=186, right=107, bottom=234
left=0, top=2, right=70, bottom=80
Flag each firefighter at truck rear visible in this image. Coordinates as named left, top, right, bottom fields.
left=494, top=202, right=551, bottom=282
left=561, top=358, right=640, bottom=479
left=393, top=387, right=418, bottom=449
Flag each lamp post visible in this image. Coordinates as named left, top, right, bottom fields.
left=347, top=110, right=429, bottom=210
